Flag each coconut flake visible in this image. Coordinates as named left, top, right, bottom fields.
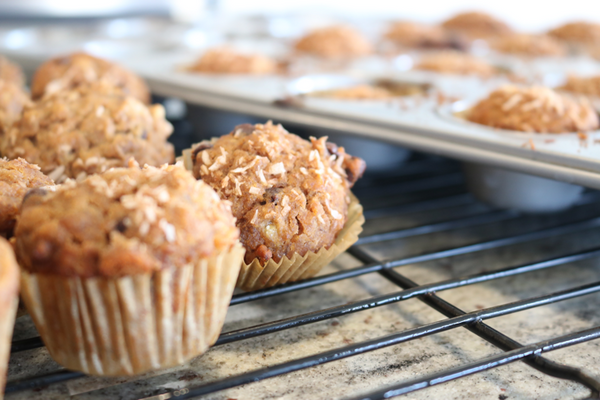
left=330, top=209, right=343, bottom=220
left=250, top=209, right=259, bottom=225
left=269, top=162, right=285, bottom=175
left=257, top=169, right=267, bottom=184
left=159, top=219, right=176, bottom=242
left=48, top=165, right=66, bottom=182
left=201, top=151, right=211, bottom=165
left=249, top=186, right=261, bottom=195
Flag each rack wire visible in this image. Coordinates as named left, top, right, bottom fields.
left=6, top=154, right=600, bottom=400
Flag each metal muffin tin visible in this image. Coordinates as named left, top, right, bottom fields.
left=2, top=17, right=600, bottom=193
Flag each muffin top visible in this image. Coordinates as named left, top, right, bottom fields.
left=384, top=21, right=466, bottom=51
left=31, top=52, right=150, bottom=104
left=0, top=237, right=19, bottom=301
left=0, top=56, right=25, bottom=86
left=14, top=162, right=239, bottom=277
left=491, top=34, right=566, bottom=57
left=1, top=83, right=174, bottom=183
left=466, top=85, right=599, bottom=133
left=294, top=26, right=372, bottom=59
left=416, top=51, right=496, bottom=78
left=189, top=48, right=278, bottom=75
left=189, top=121, right=366, bottom=264
left=0, top=158, right=54, bottom=236
left=548, top=22, right=600, bottom=45
left=560, top=75, right=600, bottom=97
left=441, top=11, right=512, bottom=39
left=0, top=79, right=31, bottom=136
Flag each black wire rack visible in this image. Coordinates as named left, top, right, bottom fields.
left=6, top=154, right=600, bottom=400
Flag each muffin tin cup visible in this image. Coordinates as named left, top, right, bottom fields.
left=19, top=244, right=245, bottom=377
left=463, top=162, right=584, bottom=213
left=237, top=194, right=364, bottom=292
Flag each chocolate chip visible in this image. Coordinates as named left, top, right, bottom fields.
left=232, top=123, right=255, bottom=136
left=191, top=141, right=214, bottom=161
left=326, top=142, right=340, bottom=158
left=114, top=219, right=128, bottom=233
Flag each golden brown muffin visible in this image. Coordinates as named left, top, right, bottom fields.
left=559, top=75, right=600, bottom=97
left=384, top=21, right=467, bottom=51
left=466, top=85, right=599, bottom=133
left=441, top=11, right=512, bottom=39
left=15, top=162, right=238, bottom=277
left=294, top=25, right=372, bottom=59
left=188, top=47, right=279, bottom=74
left=0, top=56, right=25, bottom=87
left=548, top=22, right=600, bottom=45
left=31, top=52, right=150, bottom=104
left=0, top=79, right=31, bottom=137
left=1, top=83, right=174, bottom=183
left=0, top=158, right=54, bottom=237
left=491, top=34, right=566, bottom=57
left=190, top=121, right=365, bottom=265
left=0, top=238, right=19, bottom=397
left=416, top=51, right=496, bottom=78
left=15, top=162, right=244, bottom=376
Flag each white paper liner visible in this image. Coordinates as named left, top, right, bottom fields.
left=19, top=244, right=245, bottom=377
left=236, top=194, right=364, bottom=291
left=0, top=296, right=18, bottom=399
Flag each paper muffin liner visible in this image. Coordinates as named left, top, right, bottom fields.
left=236, top=194, right=364, bottom=292
left=19, top=244, right=245, bottom=377
left=0, top=296, right=18, bottom=399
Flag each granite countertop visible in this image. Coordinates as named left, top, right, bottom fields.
left=7, top=196, right=600, bottom=400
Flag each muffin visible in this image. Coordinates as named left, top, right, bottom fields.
left=185, top=121, right=365, bottom=291
left=0, top=56, right=25, bottom=87
left=0, top=158, right=54, bottom=237
left=0, top=79, right=31, bottom=137
left=0, top=238, right=19, bottom=398
left=31, top=52, right=150, bottom=104
left=441, top=11, right=512, bottom=39
left=384, top=21, right=467, bottom=51
left=416, top=51, right=496, bottom=78
left=294, top=25, right=372, bottom=59
left=491, top=34, right=566, bottom=57
left=1, top=83, right=174, bottom=183
left=465, top=85, right=599, bottom=133
left=188, top=48, right=279, bottom=75
left=559, top=75, right=600, bottom=98
left=548, top=22, right=600, bottom=46
left=15, top=162, right=244, bottom=376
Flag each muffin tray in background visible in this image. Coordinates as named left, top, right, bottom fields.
left=3, top=16, right=600, bottom=192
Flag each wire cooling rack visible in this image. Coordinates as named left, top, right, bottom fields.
left=6, top=154, right=600, bottom=399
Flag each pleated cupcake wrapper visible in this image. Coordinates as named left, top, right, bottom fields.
left=0, top=297, right=18, bottom=399
left=19, top=244, right=245, bottom=377
left=237, top=194, right=364, bottom=292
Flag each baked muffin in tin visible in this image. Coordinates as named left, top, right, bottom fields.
left=188, top=47, right=279, bottom=75
left=15, top=162, right=244, bottom=376
left=1, top=83, right=174, bottom=183
left=31, top=52, right=150, bottom=104
left=441, top=11, right=512, bottom=40
left=384, top=21, right=467, bottom=51
left=294, top=25, right=372, bottom=59
left=0, top=56, right=25, bottom=87
left=491, top=34, right=566, bottom=57
left=465, top=85, right=599, bottom=133
left=416, top=51, right=496, bottom=78
left=0, top=158, right=54, bottom=237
